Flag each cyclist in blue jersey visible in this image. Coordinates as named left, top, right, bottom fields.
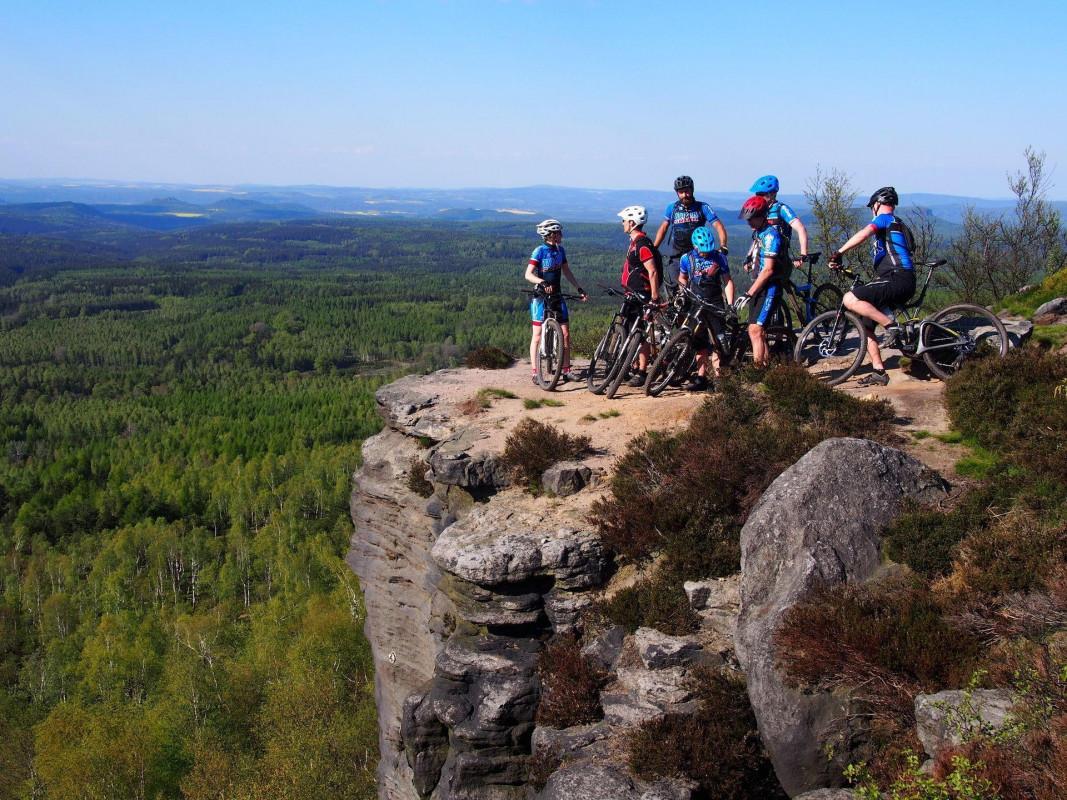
left=749, top=175, right=810, bottom=270
left=732, top=196, right=789, bottom=367
left=828, top=186, right=916, bottom=386
left=525, top=219, right=587, bottom=385
left=679, top=226, right=736, bottom=390
left=653, top=175, right=729, bottom=291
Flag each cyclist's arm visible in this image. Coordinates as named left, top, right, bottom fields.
left=790, top=218, right=809, bottom=258
left=561, top=263, right=586, bottom=296
left=652, top=219, right=670, bottom=249
left=678, top=271, right=689, bottom=288
left=723, top=276, right=736, bottom=305
left=836, top=226, right=874, bottom=257
left=643, top=258, right=660, bottom=303
left=747, top=257, right=775, bottom=295
left=524, top=262, right=544, bottom=286
left=711, top=218, right=728, bottom=250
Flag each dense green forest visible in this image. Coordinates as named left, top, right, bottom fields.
left=0, top=219, right=641, bottom=799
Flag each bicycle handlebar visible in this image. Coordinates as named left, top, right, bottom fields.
left=522, top=289, right=585, bottom=301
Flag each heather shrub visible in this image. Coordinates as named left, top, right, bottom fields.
left=594, top=368, right=899, bottom=569
left=535, top=634, right=605, bottom=728
left=627, top=669, right=786, bottom=799
left=777, top=575, right=980, bottom=705
left=465, top=346, right=514, bottom=369
left=501, top=418, right=591, bottom=491
left=406, top=455, right=434, bottom=498
left=950, top=512, right=1066, bottom=597
left=599, top=565, right=699, bottom=635
left=945, top=348, right=1067, bottom=453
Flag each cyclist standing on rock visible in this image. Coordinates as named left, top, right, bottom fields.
left=525, top=219, right=587, bottom=385
left=618, top=205, right=662, bottom=387
left=827, top=186, right=916, bottom=387
left=654, top=176, right=728, bottom=292
left=678, top=226, right=735, bottom=390
left=733, top=196, right=789, bottom=367
left=749, top=174, right=810, bottom=269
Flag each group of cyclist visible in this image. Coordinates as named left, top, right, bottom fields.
left=525, top=174, right=917, bottom=389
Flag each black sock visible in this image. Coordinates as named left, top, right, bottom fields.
left=874, top=368, right=886, bottom=375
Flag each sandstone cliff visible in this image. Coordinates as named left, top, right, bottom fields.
left=348, top=364, right=954, bottom=799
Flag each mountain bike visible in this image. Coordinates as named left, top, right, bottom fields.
left=601, top=292, right=672, bottom=399
left=645, top=287, right=747, bottom=396
left=587, top=286, right=653, bottom=395
left=783, top=252, right=843, bottom=325
left=524, top=289, right=583, bottom=391
left=794, top=259, right=1009, bottom=385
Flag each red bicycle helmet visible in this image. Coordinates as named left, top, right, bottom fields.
left=739, top=195, right=771, bottom=220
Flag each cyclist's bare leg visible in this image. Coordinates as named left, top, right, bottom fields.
left=748, top=324, right=769, bottom=366
left=560, top=322, right=571, bottom=371
left=529, top=325, right=541, bottom=373
left=638, top=343, right=650, bottom=373
left=695, top=350, right=709, bottom=377
left=843, top=292, right=892, bottom=327
left=710, top=349, right=721, bottom=378
left=866, top=336, right=885, bottom=371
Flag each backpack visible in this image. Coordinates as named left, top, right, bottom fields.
left=621, top=234, right=663, bottom=291
left=667, top=200, right=708, bottom=254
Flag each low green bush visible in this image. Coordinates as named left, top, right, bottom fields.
left=599, top=565, right=699, bottom=635
left=406, top=455, right=434, bottom=498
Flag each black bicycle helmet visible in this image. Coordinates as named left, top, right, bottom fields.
left=866, top=186, right=899, bottom=208
left=674, top=175, right=694, bottom=191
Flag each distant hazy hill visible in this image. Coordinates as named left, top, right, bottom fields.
left=0, top=180, right=1061, bottom=234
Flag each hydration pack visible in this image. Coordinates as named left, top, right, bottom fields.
left=668, top=200, right=708, bottom=255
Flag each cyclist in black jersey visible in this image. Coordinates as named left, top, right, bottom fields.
left=828, top=186, right=916, bottom=387
left=653, top=176, right=729, bottom=291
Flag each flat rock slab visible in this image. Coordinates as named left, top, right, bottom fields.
left=537, top=764, right=640, bottom=800
left=432, top=504, right=608, bottom=590
left=914, top=689, right=1016, bottom=757
left=633, top=628, right=703, bottom=670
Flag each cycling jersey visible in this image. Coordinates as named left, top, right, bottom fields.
left=663, top=200, right=719, bottom=255
left=622, top=235, right=660, bottom=294
left=679, top=250, right=730, bottom=301
left=528, top=243, right=568, bottom=289
left=767, top=200, right=798, bottom=248
left=868, top=214, right=914, bottom=273
left=752, top=225, right=789, bottom=282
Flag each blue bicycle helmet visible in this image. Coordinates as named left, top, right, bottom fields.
left=749, top=175, right=780, bottom=194
left=690, top=226, right=714, bottom=254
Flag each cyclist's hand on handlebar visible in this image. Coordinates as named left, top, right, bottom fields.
left=733, top=294, right=752, bottom=313
left=827, top=251, right=843, bottom=270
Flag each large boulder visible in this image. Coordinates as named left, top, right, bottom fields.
left=1033, top=296, right=1067, bottom=319
left=737, top=437, right=948, bottom=796
left=536, top=764, right=640, bottom=800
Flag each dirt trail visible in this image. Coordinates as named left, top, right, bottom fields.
left=444, top=359, right=968, bottom=480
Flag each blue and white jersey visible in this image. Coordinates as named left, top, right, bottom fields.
left=680, top=249, right=730, bottom=300
left=868, top=214, right=914, bottom=272
left=528, top=244, right=567, bottom=288
left=663, top=200, right=719, bottom=255
left=753, top=226, right=789, bottom=281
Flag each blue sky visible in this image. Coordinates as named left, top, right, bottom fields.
left=2, top=0, right=1065, bottom=196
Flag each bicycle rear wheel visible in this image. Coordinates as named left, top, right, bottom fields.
left=536, top=318, right=565, bottom=390
left=764, top=304, right=796, bottom=361
left=605, top=328, right=644, bottom=399
left=921, top=303, right=1009, bottom=380
left=587, top=320, right=626, bottom=394
left=794, top=310, right=868, bottom=385
left=645, top=330, right=693, bottom=396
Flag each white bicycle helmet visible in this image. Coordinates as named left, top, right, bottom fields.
left=616, top=205, right=647, bottom=226
left=536, top=218, right=563, bottom=238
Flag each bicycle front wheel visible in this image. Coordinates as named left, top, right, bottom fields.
left=921, top=304, right=1009, bottom=380
left=536, top=318, right=565, bottom=390
left=812, top=283, right=844, bottom=319
left=605, top=328, right=644, bottom=399
left=794, top=310, right=868, bottom=385
left=764, top=303, right=796, bottom=361
left=587, top=320, right=626, bottom=394
left=646, top=330, right=693, bottom=396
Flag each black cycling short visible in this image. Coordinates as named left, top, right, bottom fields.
left=620, top=293, right=650, bottom=326
left=852, top=269, right=916, bottom=321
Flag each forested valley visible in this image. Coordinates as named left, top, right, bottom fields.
left=0, top=219, right=630, bottom=800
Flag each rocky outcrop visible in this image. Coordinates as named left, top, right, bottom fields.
left=350, top=372, right=616, bottom=799
left=1033, top=296, right=1067, bottom=325
left=736, top=437, right=948, bottom=797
